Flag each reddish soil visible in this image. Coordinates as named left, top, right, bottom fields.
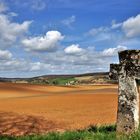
left=0, top=82, right=119, bottom=136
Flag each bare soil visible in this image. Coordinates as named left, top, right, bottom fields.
left=0, top=82, right=119, bottom=136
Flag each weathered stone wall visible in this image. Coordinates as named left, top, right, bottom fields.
left=109, top=64, right=119, bottom=80
left=109, top=50, right=140, bottom=134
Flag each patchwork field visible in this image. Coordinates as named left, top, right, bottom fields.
left=0, top=82, right=119, bottom=136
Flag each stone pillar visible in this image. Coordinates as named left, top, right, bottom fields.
left=109, top=50, right=140, bottom=134
left=117, top=76, right=139, bottom=133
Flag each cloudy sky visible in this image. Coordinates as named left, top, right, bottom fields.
left=0, top=0, right=140, bottom=77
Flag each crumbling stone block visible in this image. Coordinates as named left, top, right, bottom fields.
left=109, top=50, right=140, bottom=134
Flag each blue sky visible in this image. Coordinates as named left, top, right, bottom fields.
left=0, top=0, right=140, bottom=77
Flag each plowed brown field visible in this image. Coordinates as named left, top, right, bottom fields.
left=0, top=82, right=119, bottom=136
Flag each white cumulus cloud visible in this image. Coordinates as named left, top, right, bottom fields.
left=0, top=50, right=12, bottom=60
left=22, top=31, right=64, bottom=52
left=64, top=44, right=84, bottom=55
left=122, top=14, right=140, bottom=38
left=102, top=45, right=127, bottom=56
left=0, top=14, right=32, bottom=48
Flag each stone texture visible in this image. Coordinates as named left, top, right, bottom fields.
left=109, top=64, right=119, bottom=80
left=109, top=50, right=140, bottom=134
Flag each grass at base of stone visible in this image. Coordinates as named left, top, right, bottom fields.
left=1, top=125, right=140, bottom=140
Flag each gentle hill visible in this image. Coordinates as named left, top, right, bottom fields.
left=0, top=72, right=118, bottom=85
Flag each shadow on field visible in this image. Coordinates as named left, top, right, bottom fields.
left=0, top=112, right=64, bottom=136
